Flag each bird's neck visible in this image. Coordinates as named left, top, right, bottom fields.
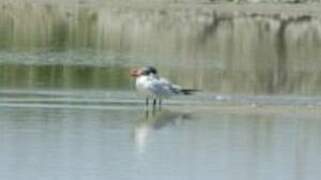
left=136, top=74, right=159, bottom=82
left=149, top=74, right=159, bottom=79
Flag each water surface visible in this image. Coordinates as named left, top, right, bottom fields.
left=0, top=100, right=321, bottom=180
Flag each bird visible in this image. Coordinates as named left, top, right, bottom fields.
left=130, top=66, right=198, bottom=108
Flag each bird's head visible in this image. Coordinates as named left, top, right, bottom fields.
left=130, top=66, right=158, bottom=78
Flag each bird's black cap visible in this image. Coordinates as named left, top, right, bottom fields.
left=141, top=66, right=158, bottom=75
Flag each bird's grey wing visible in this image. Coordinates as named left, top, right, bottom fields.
left=147, top=79, right=177, bottom=96
left=159, top=78, right=183, bottom=94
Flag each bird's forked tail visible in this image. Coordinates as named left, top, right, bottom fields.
left=180, top=89, right=200, bottom=95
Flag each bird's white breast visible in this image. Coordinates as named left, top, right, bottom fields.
left=135, top=76, right=154, bottom=97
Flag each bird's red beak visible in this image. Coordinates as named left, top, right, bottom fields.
left=130, top=68, right=142, bottom=77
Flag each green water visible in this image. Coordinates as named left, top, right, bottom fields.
left=1, top=2, right=321, bottom=95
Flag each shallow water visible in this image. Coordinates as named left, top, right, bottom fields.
left=1, top=98, right=321, bottom=180
left=0, top=90, right=320, bottom=180
left=0, top=1, right=321, bottom=180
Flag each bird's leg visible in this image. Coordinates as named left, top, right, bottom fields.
left=152, top=98, right=157, bottom=110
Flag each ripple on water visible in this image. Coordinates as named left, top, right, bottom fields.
left=0, top=89, right=320, bottom=111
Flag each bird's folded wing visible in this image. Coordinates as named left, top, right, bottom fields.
left=147, top=79, right=178, bottom=96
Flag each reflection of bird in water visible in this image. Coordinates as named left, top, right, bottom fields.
left=130, top=66, right=198, bottom=109
left=134, top=109, right=191, bottom=153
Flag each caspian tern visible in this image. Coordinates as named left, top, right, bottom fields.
left=130, top=66, right=198, bottom=108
